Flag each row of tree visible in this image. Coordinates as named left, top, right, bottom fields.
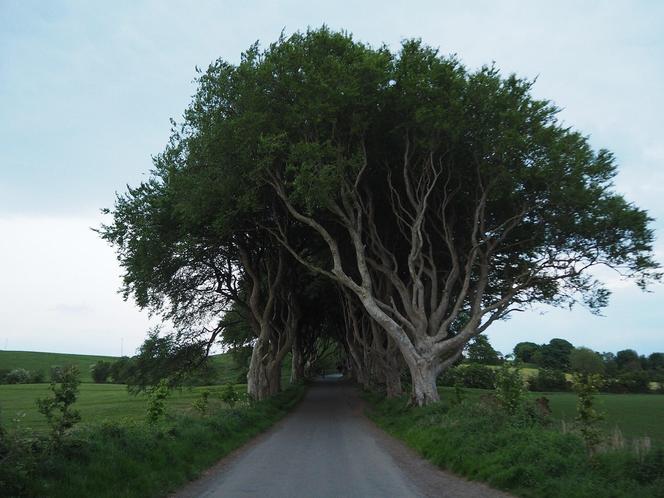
left=513, top=340, right=664, bottom=380
left=100, top=28, right=659, bottom=405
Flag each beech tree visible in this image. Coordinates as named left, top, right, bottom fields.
left=101, top=27, right=659, bottom=406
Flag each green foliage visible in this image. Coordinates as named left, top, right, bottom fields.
left=465, top=335, right=502, bottom=365
left=605, top=370, right=651, bottom=393
left=528, top=368, right=569, bottom=392
left=616, top=349, right=642, bottom=372
left=146, top=379, right=170, bottom=425
left=532, top=338, right=574, bottom=371
left=220, top=382, right=240, bottom=409
left=0, top=351, right=118, bottom=383
left=5, top=369, right=31, bottom=384
left=570, top=347, right=605, bottom=376
left=572, top=373, right=604, bottom=452
left=513, top=342, right=540, bottom=363
left=109, top=356, right=134, bottom=384
left=192, top=389, right=211, bottom=415
left=99, top=27, right=660, bottom=409
left=441, top=364, right=496, bottom=389
left=367, top=391, right=664, bottom=498
left=495, top=364, right=525, bottom=415
left=0, top=383, right=251, bottom=432
left=35, top=365, right=81, bottom=444
left=0, top=385, right=305, bottom=498
left=90, top=360, right=113, bottom=383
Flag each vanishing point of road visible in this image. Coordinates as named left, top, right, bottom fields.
left=174, top=378, right=512, bottom=498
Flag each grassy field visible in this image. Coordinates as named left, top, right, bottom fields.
left=368, top=392, right=664, bottom=498
left=439, top=386, right=664, bottom=444
left=2, top=385, right=306, bottom=498
left=0, top=383, right=246, bottom=431
left=0, top=350, right=119, bottom=382
left=0, top=349, right=246, bottom=384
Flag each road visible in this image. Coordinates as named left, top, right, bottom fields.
left=174, top=379, right=512, bottom=498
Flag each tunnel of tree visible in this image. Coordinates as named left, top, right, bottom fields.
left=99, top=28, right=659, bottom=406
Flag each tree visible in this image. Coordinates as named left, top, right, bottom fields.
left=465, top=335, right=501, bottom=365
left=569, top=347, right=605, bottom=376
left=90, top=360, right=112, bottom=383
left=615, top=349, right=641, bottom=372
left=4, top=369, right=31, bottom=384
left=648, top=352, right=664, bottom=370
left=101, top=27, right=660, bottom=406
left=36, top=365, right=81, bottom=444
left=533, top=339, right=574, bottom=371
left=513, top=342, right=540, bottom=363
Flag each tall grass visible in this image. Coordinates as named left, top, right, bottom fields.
left=1, top=385, right=305, bottom=497
left=367, top=392, right=664, bottom=498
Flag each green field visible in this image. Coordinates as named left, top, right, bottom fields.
left=0, top=350, right=119, bottom=382
left=0, top=349, right=246, bottom=384
left=0, top=383, right=245, bottom=431
left=439, top=386, right=664, bottom=444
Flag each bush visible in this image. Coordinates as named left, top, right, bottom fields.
left=36, top=365, right=81, bottom=445
left=604, top=371, right=651, bottom=393
left=221, top=383, right=240, bottom=409
left=192, top=389, right=211, bottom=415
left=367, top=390, right=664, bottom=498
left=495, top=364, right=525, bottom=415
left=30, top=370, right=45, bottom=383
left=5, top=369, right=31, bottom=384
left=0, top=385, right=305, bottom=497
left=529, top=368, right=570, bottom=391
left=91, top=361, right=113, bottom=383
left=572, top=373, right=604, bottom=452
left=146, top=379, right=170, bottom=425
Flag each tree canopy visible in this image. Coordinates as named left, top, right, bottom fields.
left=100, top=27, right=659, bottom=405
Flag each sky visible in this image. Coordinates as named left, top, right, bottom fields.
left=0, top=0, right=662, bottom=357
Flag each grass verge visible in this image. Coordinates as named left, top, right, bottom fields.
left=1, top=384, right=305, bottom=497
left=366, top=391, right=664, bottom=498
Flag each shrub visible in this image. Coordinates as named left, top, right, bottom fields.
left=570, top=347, right=605, bottom=375
left=451, top=364, right=496, bottom=389
left=221, top=383, right=240, bottom=409
left=605, top=371, right=651, bottom=393
left=193, top=389, right=211, bottom=415
left=367, top=390, right=664, bottom=498
left=91, top=360, right=113, bottom=383
left=5, top=369, right=32, bottom=384
left=146, top=379, right=170, bottom=425
left=36, top=365, right=81, bottom=445
left=30, top=370, right=45, bottom=383
left=528, top=368, right=569, bottom=391
left=572, top=373, right=604, bottom=452
left=0, top=385, right=306, bottom=497
left=495, top=364, right=525, bottom=415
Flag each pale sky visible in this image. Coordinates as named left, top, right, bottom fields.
left=1, top=0, right=662, bottom=357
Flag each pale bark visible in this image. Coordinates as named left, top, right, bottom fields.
left=268, top=140, right=537, bottom=405
left=290, top=341, right=305, bottom=384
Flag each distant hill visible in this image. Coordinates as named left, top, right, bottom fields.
left=0, top=350, right=118, bottom=383
left=0, top=350, right=246, bottom=384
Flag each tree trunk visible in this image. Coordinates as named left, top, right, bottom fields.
left=247, top=338, right=272, bottom=400
left=384, top=365, right=403, bottom=398
left=408, top=361, right=440, bottom=405
left=290, top=342, right=305, bottom=384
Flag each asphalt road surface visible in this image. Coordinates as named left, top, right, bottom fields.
left=174, top=378, right=512, bottom=498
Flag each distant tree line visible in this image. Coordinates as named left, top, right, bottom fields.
left=440, top=335, right=663, bottom=394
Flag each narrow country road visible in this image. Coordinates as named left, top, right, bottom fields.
left=174, top=379, right=512, bottom=498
